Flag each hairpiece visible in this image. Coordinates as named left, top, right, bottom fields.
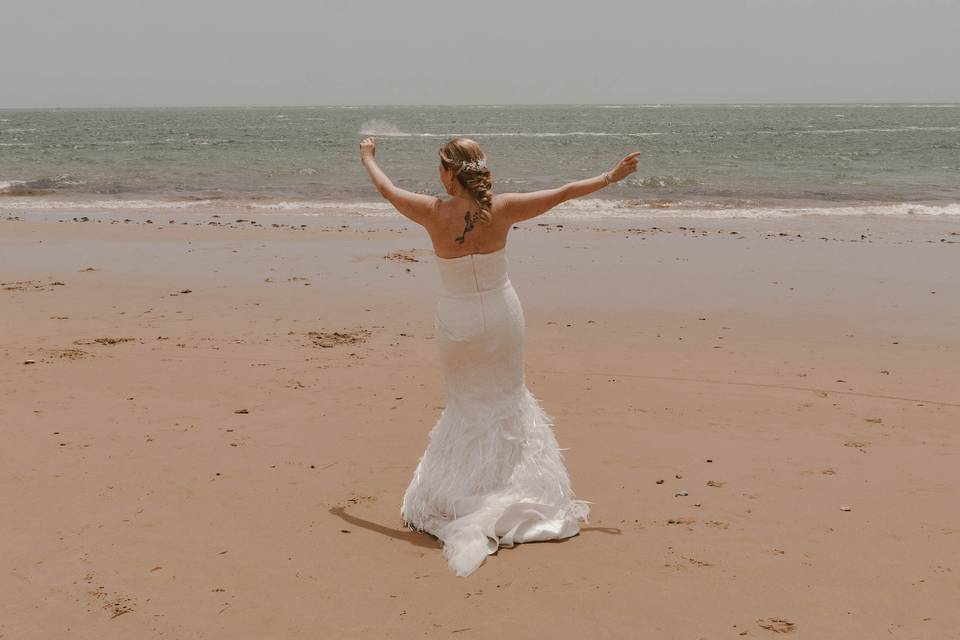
left=458, top=158, right=487, bottom=172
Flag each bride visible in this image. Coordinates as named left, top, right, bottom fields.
left=360, top=135, right=640, bottom=576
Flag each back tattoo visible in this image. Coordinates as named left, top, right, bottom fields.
left=454, top=210, right=478, bottom=244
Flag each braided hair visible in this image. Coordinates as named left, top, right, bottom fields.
left=438, top=137, right=493, bottom=224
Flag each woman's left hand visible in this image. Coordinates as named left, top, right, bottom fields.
left=360, top=136, right=376, bottom=163
left=607, top=150, right=641, bottom=182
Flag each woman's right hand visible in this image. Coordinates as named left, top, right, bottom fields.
left=360, top=136, right=377, bottom=164
left=608, top=151, right=642, bottom=183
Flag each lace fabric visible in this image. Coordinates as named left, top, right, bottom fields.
left=400, top=247, right=590, bottom=576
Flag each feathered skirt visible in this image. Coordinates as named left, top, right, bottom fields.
left=400, top=274, right=589, bottom=577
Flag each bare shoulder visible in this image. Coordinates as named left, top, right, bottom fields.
left=491, top=192, right=512, bottom=207
left=490, top=192, right=519, bottom=221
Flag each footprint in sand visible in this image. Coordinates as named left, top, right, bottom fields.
left=84, top=572, right=136, bottom=619
left=45, top=348, right=92, bottom=360
left=2, top=279, right=64, bottom=292
left=307, top=328, right=372, bottom=348
left=683, top=556, right=712, bottom=567
left=384, top=249, right=422, bottom=263
left=844, top=440, right=870, bottom=452
left=756, top=617, right=795, bottom=633
left=72, top=337, right=137, bottom=346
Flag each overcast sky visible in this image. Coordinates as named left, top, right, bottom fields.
left=2, top=0, right=958, bottom=107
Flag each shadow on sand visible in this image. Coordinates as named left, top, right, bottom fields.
left=329, top=505, right=622, bottom=549
left=329, top=505, right=441, bottom=549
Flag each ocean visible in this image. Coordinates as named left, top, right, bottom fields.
left=1, top=104, right=958, bottom=220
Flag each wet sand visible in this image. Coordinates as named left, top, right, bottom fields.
left=1, top=211, right=958, bottom=638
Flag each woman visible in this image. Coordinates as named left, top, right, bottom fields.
left=360, top=136, right=640, bottom=576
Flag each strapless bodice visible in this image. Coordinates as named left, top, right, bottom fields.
left=435, top=247, right=510, bottom=296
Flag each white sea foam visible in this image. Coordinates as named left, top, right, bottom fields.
left=467, top=131, right=664, bottom=138
left=359, top=119, right=411, bottom=137
left=856, top=104, right=958, bottom=108
left=0, top=175, right=84, bottom=194
left=358, top=119, right=662, bottom=138
left=3, top=197, right=958, bottom=220
left=247, top=200, right=394, bottom=211
left=765, top=126, right=960, bottom=135
left=0, top=198, right=218, bottom=210
left=568, top=104, right=665, bottom=108
left=716, top=104, right=955, bottom=109
left=550, top=200, right=960, bottom=219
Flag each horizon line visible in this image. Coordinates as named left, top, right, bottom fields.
left=2, top=101, right=959, bottom=110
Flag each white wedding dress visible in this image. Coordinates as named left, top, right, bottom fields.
left=400, top=246, right=590, bottom=577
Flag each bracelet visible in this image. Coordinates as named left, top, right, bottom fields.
left=602, top=171, right=613, bottom=185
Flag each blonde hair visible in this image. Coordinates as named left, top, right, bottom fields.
left=438, top=137, right=493, bottom=224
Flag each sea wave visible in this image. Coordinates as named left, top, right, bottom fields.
left=358, top=119, right=662, bottom=138
left=728, top=104, right=958, bottom=109
left=247, top=200, right=394, bottom=211
left=359, top=119, right=960, bottom=138
left=548, top=200, right=960, bottom=219
left=0, top=198, right=217, bottom=209
left=359, top=119, right=411, bottom=136
left=857, top=104, right=958, bottom=108
left=0, top=175, right=84, bottom=196
left=761, top=126, right=960, bottom=135
left=2, top=197, right=959, bottom=220
left=476, top=131, right=664, bottom=138
left=638, top=175, right=700, bottom=188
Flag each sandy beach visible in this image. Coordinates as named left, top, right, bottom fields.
left=2, top=211, right=958, bottom=639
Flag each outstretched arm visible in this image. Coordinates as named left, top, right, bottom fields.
left=500, top=151, right=641, bottom=224
left=360, top=137, right=440, bottom=226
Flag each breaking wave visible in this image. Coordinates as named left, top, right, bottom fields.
left=358, top=119, right=661, bottom=138
left=2, top=197, right=958, bottom=220
left=0, top=175, right=84, bottom=196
